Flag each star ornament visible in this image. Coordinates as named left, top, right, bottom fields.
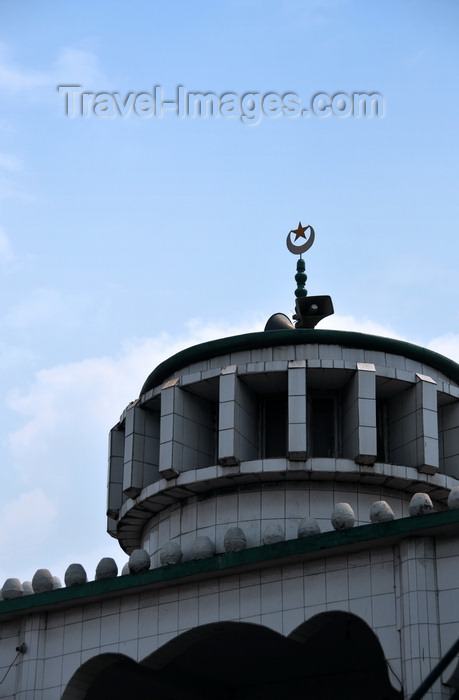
left=286, top=221, right=315, bottom=256
left=291, top=222, right=308, bottom=241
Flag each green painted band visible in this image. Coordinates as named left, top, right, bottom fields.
left=1, top=509, right=458, bottom=620
left=140, top=329, right=459, bottom=396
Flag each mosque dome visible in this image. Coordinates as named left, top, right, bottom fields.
left=108, top=325, right=459, bottom=559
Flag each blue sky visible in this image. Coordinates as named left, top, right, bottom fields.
left=0, top=0, right=458, bottom=585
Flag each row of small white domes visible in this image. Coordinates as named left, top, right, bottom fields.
left=1, top=490, right=456, bottom=601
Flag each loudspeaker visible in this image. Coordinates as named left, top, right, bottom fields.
left=264, top=313, right=295, bottom=331
left=294, top=295, right=334, bottom=328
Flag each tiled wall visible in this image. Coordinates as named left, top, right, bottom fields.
left=159, top=380, right=217, bottom=479
left=395, top=538, right=443, bottom=698
left=342, top=363, right=377, bottom=464
left=387, top=375, right=439, bottom=474
left=142, top=481, right=417, bottom=569
left=287, top=362, right=307, bottom=460
left=436, top=535, right=459, bottom=689
left=4, top=536, right=458, bottom=699
left=123, top=403, right=160, bottom=497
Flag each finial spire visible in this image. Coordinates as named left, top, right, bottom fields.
left=286, top=222, right=315, bottom=299
left=285, top=222, right=334, bottom=329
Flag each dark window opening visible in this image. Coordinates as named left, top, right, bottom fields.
left=376, top=399, right=388, bottom=463
left=261, top=395, right=288, bottom=458
left=309, top=395, right=338, bottom=458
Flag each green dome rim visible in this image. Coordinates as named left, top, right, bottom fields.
left=140, top=329, right=459, bottom=397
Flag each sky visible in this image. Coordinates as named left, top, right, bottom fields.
left=0, top=0, right=458, bottom=586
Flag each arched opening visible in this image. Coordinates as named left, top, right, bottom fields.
left=62, top=616, right=402, bottom=699
left=61, top=654, right=135, bottom=700
left=288, top=611, right=402, bottom=699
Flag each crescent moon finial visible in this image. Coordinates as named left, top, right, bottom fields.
left=286, top=222, right=315, bottom=256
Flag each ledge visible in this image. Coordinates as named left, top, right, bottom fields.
left=140, top=330, right=459, bottom=396
left=2, top=509, right=459, bottom=621
left=113, top=458, right=457, bottom=552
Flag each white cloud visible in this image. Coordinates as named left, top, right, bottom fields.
left=428, top=333, right=459, bottom=364
left=0, top=42, right=107, bottom=93
left=0, top=489, right=58, bottom=584
left=0, top=489, right=57, bottom=545
left=2, top=320, right=260, bottom=584
left=320, top=313, right=406, bottom=340
left=0, top=44, right=50, bottom=91
left=53, top=48, right=109, bottom=91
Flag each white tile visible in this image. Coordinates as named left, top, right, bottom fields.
left=178, top=597, right=199, bottom=630
left=261, top=581, right=282, bottom=614
left=43, top=656, right=62, bottom=689
left=219, top=574, right=240, bottom=592
left=81, top=617, right=101, bottom=650
left=240, top=585, right=261, bottom=618
left=262, top=489, right=285, bottom=519
left=348, top=565, right=371, bottom=599
left=138, top=636, right=157, bottom=662
left=304, top=558, right=326, bottom=575
left=45, top=627, right=65, bottom=658
left=61, top=652, right=82, bottom=687
left=282, top=578, right=304, bottom=610
left=260, top=566, right=282, bottom=583
left=310, top=490, right=334, bottom=519
left=119, top=610, right=139, bottom=641
left=157, top=631, right=178, bottom=647
left=179, top=582, right=199, bottom=600
left=139, top=590, right=159, bottom=608
left=159, top=586, right=179, bottom=604
left=46, top=613, right=65, bottom=630
left=238, top=519, right=261, bottom=548
left=216, top=493, right=238, bottom=524
left=326, top=554, right=348, bottom=572
left=283, top=607, right=305, bottom=635
left=198, top=579, right=219, bottom=596
left=436, top=554, right=459, bottom=590
left=63, top=623, right=83, bottom=655
left=101, top=598, right=120, bottom=616
left=261, top=611, right=283, bottom=633
left=119, top=638, right=138, bottom=660
left=285, top=489, right=309, bottom=518
left=304, top=574, right=326, bottom=607
left=372, top=593, right=396, bottom=628
left=219, top=588, right=240, bottom=619
left=239, top=571, right=261, bottom=588
left=138, top=605, right=158, bottom=638
left=158, top=601, right=178, bottom=634
left=238, top=490, right=261, bottom=521
left=438, top=589, right=459, bottom=624
left=198, top=593, right=219, bottom=625
left=181, top=502, right=197, bottom=533
left=326, top=569, right=348, bottom=603
left=371, top=561, right=395, bottom=596
left=100, top=614, right=120, bottom=647
left=348, top=595, right=372, bottom=625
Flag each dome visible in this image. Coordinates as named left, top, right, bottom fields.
left=107, top=326, right=459, bottom=559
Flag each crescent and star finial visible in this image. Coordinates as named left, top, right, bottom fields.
left=286, top=222, right=315, bottom=256
left=282, top=221, right=334, bottom=329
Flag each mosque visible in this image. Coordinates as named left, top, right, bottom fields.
left=1, top=224, right=459, bottom=699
